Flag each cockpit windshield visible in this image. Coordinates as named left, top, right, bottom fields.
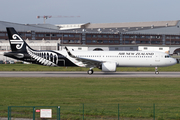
left=165, top=55, right=171, bottom=58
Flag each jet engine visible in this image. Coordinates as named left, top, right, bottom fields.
left=99, top=62, right=116, bottom=72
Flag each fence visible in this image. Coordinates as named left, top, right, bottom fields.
left=5, top=104, right=180, bottom=120
left=8, top=106, right=60, bottom=120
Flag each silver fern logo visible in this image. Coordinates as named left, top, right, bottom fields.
left=10, top=34, right=24, bottom=49
left=26, top=46, right=58, bottom=66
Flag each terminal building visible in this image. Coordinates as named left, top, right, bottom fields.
left=0, top=20, right=180, bottom=61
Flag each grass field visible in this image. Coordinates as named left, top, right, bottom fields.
left=1, top=77, right=180, bottom=119
left=2, top=77, right=179, bottom=105
left=0, top=63, right=180, bottom=71
left=0, top=63, right=180, bottom=119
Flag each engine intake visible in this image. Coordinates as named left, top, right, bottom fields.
left=100, top=62, right=116, bottom=72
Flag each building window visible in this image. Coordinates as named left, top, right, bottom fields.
left=156, top=36, right=161, bottom=39
left=45, top=34, right=50, bottom=37
left=97, top=40, right=103, bottom=43
left=86, top=35, right=91, bottom=38
left=146, top=36, right=150, bottom=39
left=136, top=36, right=140, bottom=38
left=38, top=34, right=44, bottom=37
left=175, top=36, right=180, bottom=39
left=69, top=34, right=74, bottom=37
left=57, top=34, right=62, bottom=37
left=171, top=41, right=176, bottom=44
left=97, top=35, right=102, bottom=38
left=124, top=35, right=129, bottom=38
left=69, top=40, right=75, bottom=43
left=103, top=35, right=108, bottom=38
left=166, top=36, right=170, bottom=39
left=176, top=41, right=180, bottom=44
left=114, top=40, right=119, bottom=43
left=86, top=40, right=91, bottom=43
left=92, top=40, right=97, bottom=43
left=20, top=33, right=24, bottom=37
left=141, top=41, right=146, bottom=44
left=92, top=35, right=97, bottom=38
left=146, top=41, right=150, bottom=44
left=109, top=40, right=114, bottom=43
left=157, top=41, right=161, bottom=44
left=75, top=35, right=80, bottom=38
left=130, top=36, right=134, bottom=39
left=76, top=40, right=80, bottom=43
left=166, top=41, right=170, bottom=44
left=136, top=41, right=140, bottom=44
left=63, top=40, right=68, bottom=43
left=125, top=40, right=130, bottom=43
left=171, top=36, right=175, bottom=39
left=151, top=41, right=160, bottom=44
left=109, top=35, right=114, bottom=38
left=63, top=34, right=68, bottom=37
left=26, top=34, right=31, bottom=37
left=103, top=40, right=108, bottom=43
left=51, top=34, right=56, bottom=37
left=114, top=35, right=119, bottom=38
left=140, top=36, right=145, bottom=38
left=0, top=33, right=5, bottom=36
left=151, top=36, right=156, bottom=39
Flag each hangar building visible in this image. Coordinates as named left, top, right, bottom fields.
left=0, top=20, right=180, bottom=60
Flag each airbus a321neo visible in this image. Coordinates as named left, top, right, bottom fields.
left=4, top=27, right=177, bottom=74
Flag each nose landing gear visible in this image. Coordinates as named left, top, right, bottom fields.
left=155, top=67, right=159, bottom=74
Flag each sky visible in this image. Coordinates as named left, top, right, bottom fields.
left=0, top=0, right=180, bottom=25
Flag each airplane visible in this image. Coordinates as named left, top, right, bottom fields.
left=4, top=27, right=177, bottom=75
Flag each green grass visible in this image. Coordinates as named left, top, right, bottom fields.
left=0, top=63, right=180, bottom=71
left=0, top=77, right=179, bottom=105
left=1, top=77, right=180, bottom=119
left=0, top=63, right=180, bottom=119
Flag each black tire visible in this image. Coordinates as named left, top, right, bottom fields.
left=155, top=71, right=159, bottom=75
left=87, top=70, right=93, bottom=75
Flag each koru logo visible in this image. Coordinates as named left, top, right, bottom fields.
left=10, top=34, right=24, bottom=49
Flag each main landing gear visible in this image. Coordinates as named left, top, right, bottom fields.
left=87, top=68, right=94, bottom=75
left=155, top=67, right=159, bottom=75
left=87, top=67, right=160, bottom=75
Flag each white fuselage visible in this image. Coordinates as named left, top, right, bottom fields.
left=55, top=50, right=177, bottom=68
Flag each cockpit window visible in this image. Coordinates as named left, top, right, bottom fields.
left=165, top=55, right=170, bottom=58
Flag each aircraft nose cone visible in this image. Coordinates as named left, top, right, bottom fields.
left=171, top=58, right=177, bottom=65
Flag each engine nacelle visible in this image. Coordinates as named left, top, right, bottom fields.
left=101, top=62, right=116, bottom=72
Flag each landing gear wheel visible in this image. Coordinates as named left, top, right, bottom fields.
left=155, top=67, right=159, bottom=75
left=155, top=71, right=159, bottom=75
left=87, top=69, right=94, bottom=75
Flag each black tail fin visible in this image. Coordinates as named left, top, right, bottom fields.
left=6, top=27, right=30, bottom=52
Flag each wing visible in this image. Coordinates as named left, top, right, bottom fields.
left=65, top=47, right=103, bottom=67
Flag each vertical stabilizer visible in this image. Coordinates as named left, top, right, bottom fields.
left=6, top=27, right=29, bottom=52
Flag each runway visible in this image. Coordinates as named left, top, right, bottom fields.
left=0, top=71, right=180, bottom=77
